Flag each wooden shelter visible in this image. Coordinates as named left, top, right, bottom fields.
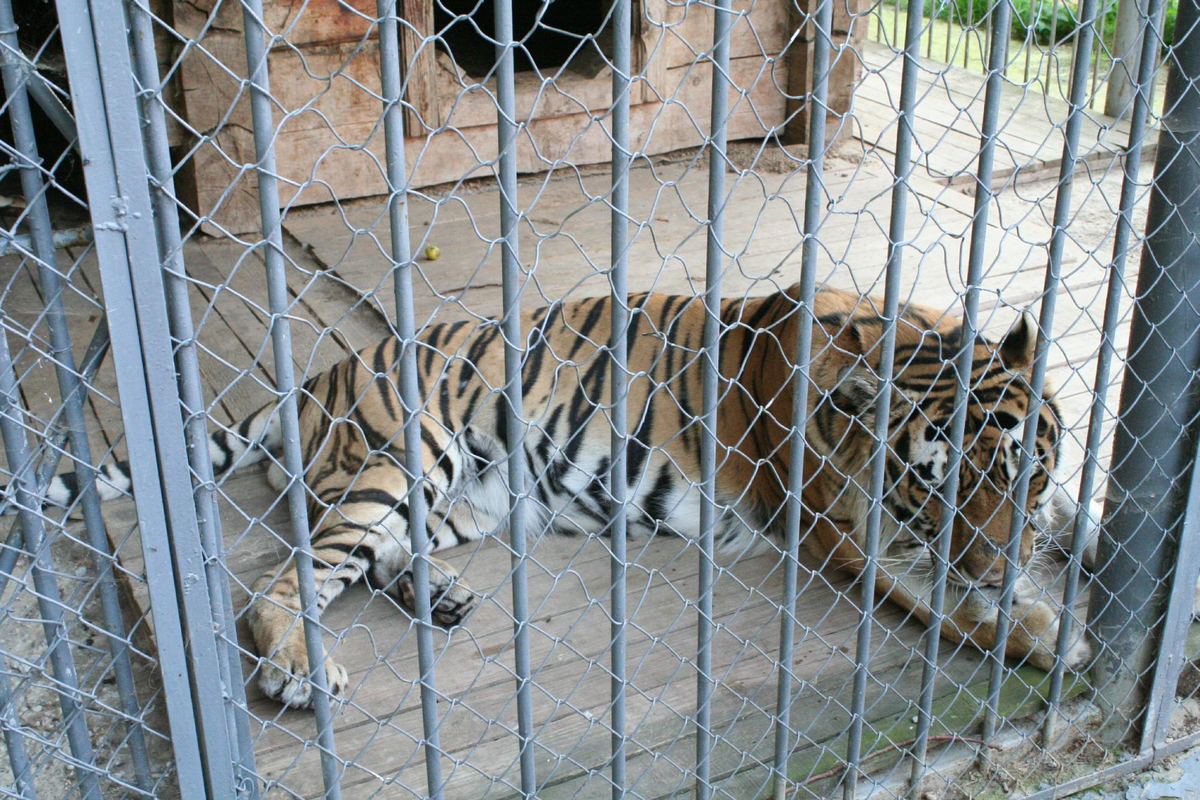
left=158, top=0, right=862, bottom=234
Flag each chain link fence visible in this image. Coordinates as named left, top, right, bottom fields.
left=0, top=0, right=1198, bottom=796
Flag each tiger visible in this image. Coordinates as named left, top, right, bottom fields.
left=23, top=284, right=1093, bottom=708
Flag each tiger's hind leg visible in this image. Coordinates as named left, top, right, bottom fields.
left=248, top=454, right=478, bottom=709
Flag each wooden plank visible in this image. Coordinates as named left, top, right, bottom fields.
left=250, top=541, right=862, bottom=795
left=180, top=0, right=379, bottom=49
left=182, top=42, right=783, bottom=233
left=282, top=154, right=1032, bottom=331
left=398, top=0, right=440, bottom=134
left=652, top=0, right=793, bottom=75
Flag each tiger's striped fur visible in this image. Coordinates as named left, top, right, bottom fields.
left=26, top=285, right=1091, bottom=708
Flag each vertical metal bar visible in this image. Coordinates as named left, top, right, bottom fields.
left=842, top=14, right=913, bottom=797
left=60, top=0, right=240, bottom=791
left=491, top=0, right=537, bottom=794
left=608, top=0, right=632, bottom=795
left=1040, top=0, right=1165, bottom=748
left=695, top=2, right=732, bottom=797
left=238, top=0, right=342, bottom=793
left=0, top=328, right=100, bottom=798
left=908, top=0, right=1013, bottom=784
left=1141, top=433, right=1200, bottom=751
left=52, top=1, right=219, bottom=790
left=771, top=0, right=833, bottom=793
left=0, top=0, right=149, bottom=791
left=123, top=0, right=257, bottom=792
left=980, top=0, right=1100, bottom=744
left=375, top=2, right=444, bottom=796
left=1088, top=0, right=1200, bottom=745
left=0, top=662, right=36, bottom=799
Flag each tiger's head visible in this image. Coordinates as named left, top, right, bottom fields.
left=811, top=307, right=1063, bottom=590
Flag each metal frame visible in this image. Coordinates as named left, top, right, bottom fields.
left=52, top=0, right=238, bottom=793
left=492, top=1, right=538, bottom=794
left=238, top=0, right=343, bottom=794
left=2, top=0, right=1199, bottom=796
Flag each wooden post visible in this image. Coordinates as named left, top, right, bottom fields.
left=1104, top=0, right=1164, bottom=120
left=782, top=0, right=861, bottom=146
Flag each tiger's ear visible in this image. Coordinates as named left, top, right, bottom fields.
left=998, top=312, right=1037, bottom=371
left=831, top=362, right=879, bottom=418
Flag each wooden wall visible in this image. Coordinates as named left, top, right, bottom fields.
left=166, top=0, right=863, bottom=235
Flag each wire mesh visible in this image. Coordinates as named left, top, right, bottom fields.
left=1, top=0, right=1199, bottom=797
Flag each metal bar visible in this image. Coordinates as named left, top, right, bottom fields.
left=842, top=35, right=910, bottom=800
left=877, top=0, right=966, bottom=787
left=375, top=1, right=444, bottom=796
left=981, top=0, right=1101, bottom=745
left=0, top=330, right=100, bottom=797
left=23, top=72, right=76, bottom=151
left=124, top=0, right=258, bottom=792
left=0, top=35, right=78, bottom=151
left=608, top=0, right=632, bottom=795
left=770, top=0, right=834, bottom=793
left=0, top=657, right=36, bottom=799
left=1142, top=432, right=1200, bottom=750
left=238, top=0, right=342, bottom=792
left=0, top=225, right=93, bottom=259
left=81, top=0, right=238, bottom=786
left=695, top=2, right=732, bottom=797
left=907, top=0, right=1014, bottom=785
left=50, top=2, right=208, bottom=789
left=55, top=0, right=241, bottom=791
left=492, top=0, right=536, bottom=793
left=1040, top=0, right=1165, bottom=749
left=0, top=0, right=150, bottom=790
left=1088, top=0, right=1200, bottom=744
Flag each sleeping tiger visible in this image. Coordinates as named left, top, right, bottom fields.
left=26, top=284, right=1092, bottom=708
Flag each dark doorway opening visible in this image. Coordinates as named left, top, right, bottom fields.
left=435, top=0, right=614, bottom=79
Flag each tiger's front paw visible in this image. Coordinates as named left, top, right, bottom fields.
left=257, top=637, right=348, bottom=710
left=393, top=561, right=477, bottom=628
left=249, top=596, right=348, bottom=709
left=1016, top=601, right=1093, bottom=673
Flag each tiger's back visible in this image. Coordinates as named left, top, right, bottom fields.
left=292, top=286, right=811, bottom=555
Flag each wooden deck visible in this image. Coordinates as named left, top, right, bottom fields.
left=853, top=40, right=1158, bottom=187
left=0, top=40, right=1159, bottom=798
